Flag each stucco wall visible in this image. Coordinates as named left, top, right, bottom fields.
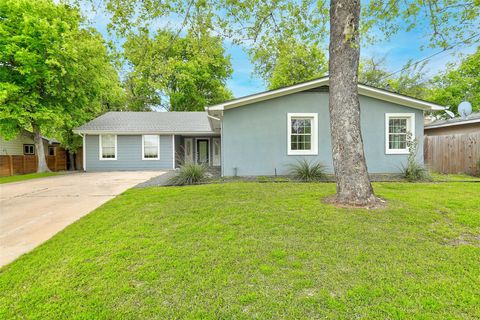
left=85, top=134, right=174, bottom=171
left=222, top=91, right=424, bottom=176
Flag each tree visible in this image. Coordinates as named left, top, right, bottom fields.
left=82, top=0, right=479, bottom=205
left=124, top=25, right=233, bottom=111
left=251, top=38, right=327, bottom=89
left=359, top=57, right=429, bottom=100
left=0, top=0, right=124, bottom=172
left=428, top=46, right=480, bottom=115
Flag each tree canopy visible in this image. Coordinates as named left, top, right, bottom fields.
left=124, top=25, right=233, bottom=111
left=428, top=46, right=480, bottom=115
left=0, top=0, right=124, bottom=171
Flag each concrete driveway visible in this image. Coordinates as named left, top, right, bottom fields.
left=0, top=171, right=163, bottom=267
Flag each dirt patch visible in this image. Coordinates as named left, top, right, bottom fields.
left=322, top=195, right=387, bottom=210
left=447, top=234, right=480, bottom=247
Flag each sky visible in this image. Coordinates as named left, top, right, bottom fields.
left=86, top=7, right=478, bottom=99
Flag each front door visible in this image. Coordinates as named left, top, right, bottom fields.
left=212, top=138, right=221, bottom=166
left=197, top=139, right=209, bottom=165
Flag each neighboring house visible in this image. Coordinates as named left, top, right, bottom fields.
left=424, top=112, right=480, bottom=175
left=0, top=130, right=60, bottom=156
left=74, top=77, right=444, bottom=176
left=424, top=112, right=480, bottom=136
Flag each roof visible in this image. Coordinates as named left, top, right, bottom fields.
left=205, top=76, right=445, bottom=112
left=74, top=112, right=215, bottom=134
left=425, top=111, right=480, bottom=129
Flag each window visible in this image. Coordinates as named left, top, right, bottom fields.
left=48, top=146, right=56, bottom=156
left=99, top=134, right=117, bottom=160
left=142, top=135, right=160, bottom=160
left=385, top=113, right=415, bottom=154
left=23, top=144, right=35, bottom=155
left=287, top=113, right=318, bottom=155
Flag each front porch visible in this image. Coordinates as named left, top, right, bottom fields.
left=174, top=135, right=221, bottom=168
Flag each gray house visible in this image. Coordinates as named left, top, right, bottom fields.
left=74, top=77, right=444, bottom=176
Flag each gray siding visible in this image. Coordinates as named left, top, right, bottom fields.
left=222, top=92, right=424, bottom=176
left=85, top=135, right=173, bottom=171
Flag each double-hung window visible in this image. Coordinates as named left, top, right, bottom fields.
left=142, top=135, right=160, bottom=160
left=385, top=113, right=415, bottom=154
left=287, top=113, right=318, bottom=155
left=99, top=134, right=117, bottom=160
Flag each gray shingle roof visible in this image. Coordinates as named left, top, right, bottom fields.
left=74, top=112, right=214, bottom=133
left=425, top=111, right=480, bottom=128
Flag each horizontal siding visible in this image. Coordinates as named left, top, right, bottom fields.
left=85, top=135, right=173, bottom=171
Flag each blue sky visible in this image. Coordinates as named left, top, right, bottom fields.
left=87, top=8, right=478, bottom=99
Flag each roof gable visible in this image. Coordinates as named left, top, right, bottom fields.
left=206, top=77, right=444, bottom=112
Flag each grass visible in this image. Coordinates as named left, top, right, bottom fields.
left=1, top=182, right=479, bottom=319
left=431, top=172, right=480, bottom=182
left=0, top=172, right=58, bottom=184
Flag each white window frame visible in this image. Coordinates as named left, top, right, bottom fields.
left=142, top=135, right=160, bottom=160
left=385, top=113, right=415, bottom=155
left=23, top=144, right=35, bottom=155
left=99, top=134, right=117, bottom=160
left=287, top=113, right=318, bottom=155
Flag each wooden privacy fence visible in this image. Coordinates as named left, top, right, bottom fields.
left=424, top=133, right=480, bottom=176
left=0, top=148, right=67, bottom=177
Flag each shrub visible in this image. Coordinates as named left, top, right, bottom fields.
left=168, top=163, right=207, bottom=186
left=288, top=159, right=327, bottom=182
left=402, top=133, right=431, bottom=182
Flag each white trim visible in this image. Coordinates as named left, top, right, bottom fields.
left=385, top=113, right=415, bottom=155
left=425, top=118, right=480, bottom=129
left=172, top=134, right=175, bottom=169
left=142, top=134, right=160, bottom=160
left=82, top=134, right=86, bottom=171
left=74, top=130, right=217, bottom=135
left=99, top=134, right=117, bottom=160
left=287, top=113, right=318, bottom=155
left=205, top=77, right=444, bottom=112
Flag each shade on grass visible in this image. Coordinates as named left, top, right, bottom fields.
left=0, top=182, right=479, bottom=318
left=0, top=172, right=58, bottom=184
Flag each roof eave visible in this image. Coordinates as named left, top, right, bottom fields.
left=425, top=118, right=480, bottom=129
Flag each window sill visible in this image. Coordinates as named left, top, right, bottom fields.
left=385, top=150, right=410, bottom=155
left=142, top=158, right=160, bottom=161
left=288, top=150, right=318, bottom=156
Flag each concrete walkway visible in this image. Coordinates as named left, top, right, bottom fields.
left=0, top=171, right=163, bottom=267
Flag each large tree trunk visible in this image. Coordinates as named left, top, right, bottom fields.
left=328, top=0, right=377, bottom=206
left=32, top=123, right=51, bottom=173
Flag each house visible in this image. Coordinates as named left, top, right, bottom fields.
left=424, top=112, right=480, bottom=175
left=74, top=77, right=444, bottom=176
left=0, top=130, right=60, bottom=156
left=424, top=112, right=480, bottom=136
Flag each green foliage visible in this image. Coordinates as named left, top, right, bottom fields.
left=359, top=57, right=429, bottom=99
left=0, top=0, right=125, bottom=153
left=124, top=25, right=233, bottom=111
left=402, top=133, right=431, bottom=182
left=0, top=172, right=58, bottom=184
left=427, top=46, right=480, bottom=115
left=252, top=38, right=328, bottom=90
left=288, top=159, right=327, bottom=182
left=168, top=163, right=207, bottom=186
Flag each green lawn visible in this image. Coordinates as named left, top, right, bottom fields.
left=1, top=182, right=479, bottom=319
left=0, top=172, right=58, bottom=184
